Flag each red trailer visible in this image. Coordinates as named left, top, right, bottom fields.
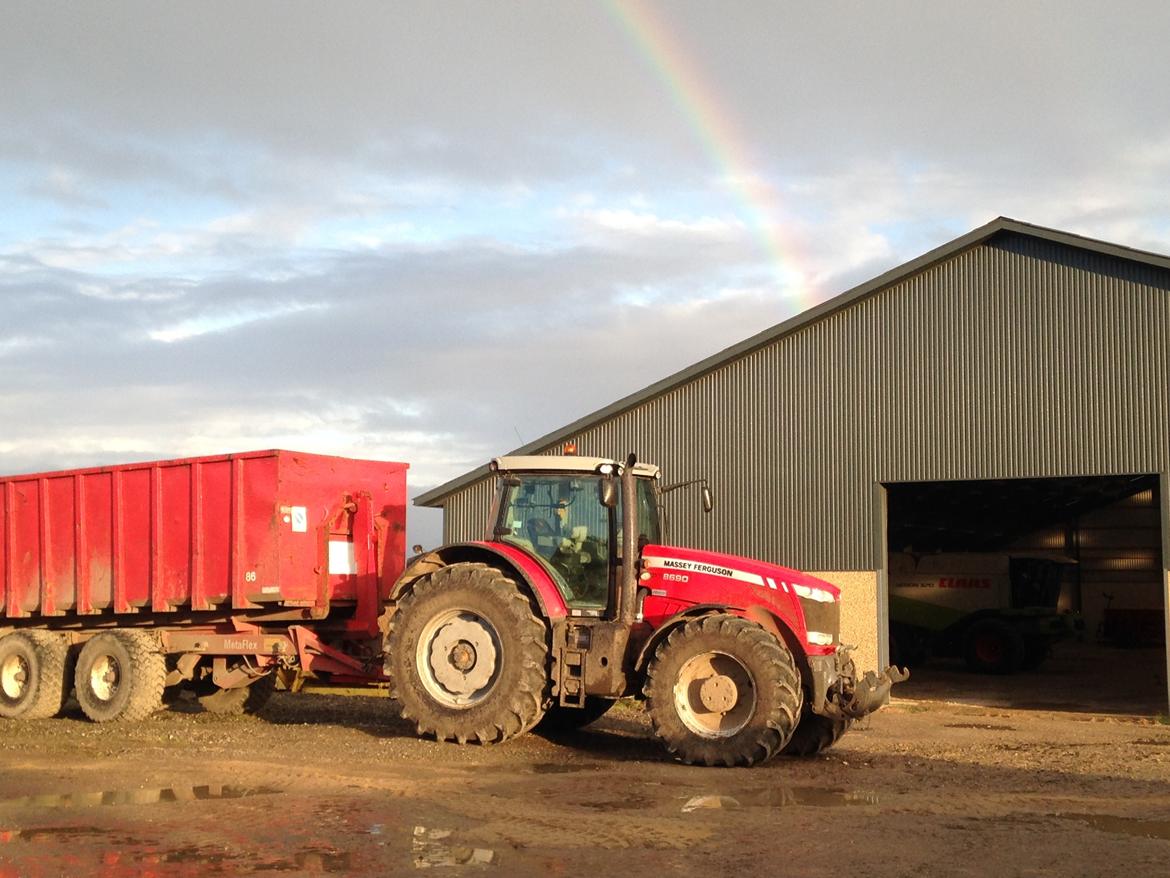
left=0, top=450, right=407, bottom=721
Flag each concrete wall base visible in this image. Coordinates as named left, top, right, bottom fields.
left=809, top=570, right=879, bottom=674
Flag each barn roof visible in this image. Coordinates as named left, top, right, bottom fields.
left=415, top=216, right=1170, bottom=507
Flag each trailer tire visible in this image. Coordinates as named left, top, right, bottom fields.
left=781, top=705, right=852, bottom=757
left=963, top=619, right=1024, bottom=675
left=386, top=562, right=549, bottom=745
left=0, top=632, right=69, bottom=720
left=75, top=631, right=166, bottom=723
left=538, top=696, right=616, bottom=732
left=198, top=673, right=276, bottom=716
left=645, top=615, right=802, bottom=767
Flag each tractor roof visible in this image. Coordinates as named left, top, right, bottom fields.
left=491, top=455, right=660, bottom=479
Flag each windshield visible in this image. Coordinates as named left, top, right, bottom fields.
left=495, top=473, right=661, bottom=611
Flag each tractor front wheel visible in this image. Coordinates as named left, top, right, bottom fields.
left=645, top=615, right=802, bottom=767
left=781, top=704, right=852, bottom=757
left=386, top=562, right=550, bottom=745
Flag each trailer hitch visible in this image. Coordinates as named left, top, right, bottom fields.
left=807, top=655, right=909, bottom=721
left=837, top=665, right=910, bottom=719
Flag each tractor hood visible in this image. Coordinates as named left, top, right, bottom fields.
left=641, top=544, right=841, bottom=605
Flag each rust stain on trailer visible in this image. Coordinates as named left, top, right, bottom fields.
left=88, top=560, right=113, bottom=609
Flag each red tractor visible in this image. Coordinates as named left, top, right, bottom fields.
left=386, top=453, right=907, bottom=766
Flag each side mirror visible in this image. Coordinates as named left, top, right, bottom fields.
left=599, top=477, right=618, bottom=509
left=701, top=486, right=713, bottom=513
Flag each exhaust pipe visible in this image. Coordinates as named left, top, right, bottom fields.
left=619, top=452, right=639, bottom=625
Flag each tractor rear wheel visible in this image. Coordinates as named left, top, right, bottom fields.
left=781, top=704, right=852, bottom=757
left=644, top=615, right=802, bottom=767
left=0, top=631, right=69, bottom=720
left=75, top=631, right=166, bottom=722
left=386, top=562, right=550, bottom=745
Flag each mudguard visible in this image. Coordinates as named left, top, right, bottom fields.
left=389, top=542, right=568, bottom=621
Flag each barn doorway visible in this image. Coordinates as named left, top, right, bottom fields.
left=883, top=474, right=1166, bottom=714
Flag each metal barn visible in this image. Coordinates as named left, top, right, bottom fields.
left=417, top=218, right=1170, bottom=709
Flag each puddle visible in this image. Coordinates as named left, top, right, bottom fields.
left=1058, top=813, right=1170, bottom=841
left=681, top=786, right=878, bottom=813
left=681, top=795, right=741, bottom=812
left=413, top=826, right=497, bottom=868
left=944, top=723, right=1017, bottom=731
left=0, top=783, right=282, bottom=810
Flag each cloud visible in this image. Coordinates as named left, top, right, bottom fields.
left=3, top=0, right=1170, bottom=550
left=147, top=302, right=331, bottom=343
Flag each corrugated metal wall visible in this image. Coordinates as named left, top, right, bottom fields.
left=441, top=232, right=1170, bottom=572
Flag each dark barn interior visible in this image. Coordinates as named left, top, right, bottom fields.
left=885, top=475, right=1166, bottom=714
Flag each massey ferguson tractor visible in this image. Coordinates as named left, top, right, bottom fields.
left=385, top=453, right=907, bottom=766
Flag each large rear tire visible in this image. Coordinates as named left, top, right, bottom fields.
left=781, top=704, right=852, bottom=757
left=75, top=631, right=166, bottom=722
left=0, top=631, right=69, bottom=720
left=644, top=615, right=802, bottom=767
left=386, top=562, right=550, bottom=745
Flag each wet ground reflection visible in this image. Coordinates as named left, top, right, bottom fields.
left=0, top=784, right=282, bottom=810
left=1058, top=813, right=1170, bottom=841
left=680, top=786, right=879, bottom=813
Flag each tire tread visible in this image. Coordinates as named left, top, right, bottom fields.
left=386, top=562, right=549, bottom=745
left=644, top=615, right=802, bottom=767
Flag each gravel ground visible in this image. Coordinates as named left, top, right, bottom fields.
left=1, top=682, right=1168, bottom=878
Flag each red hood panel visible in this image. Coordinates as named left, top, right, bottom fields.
left=642, top=545, right=841, bottom=600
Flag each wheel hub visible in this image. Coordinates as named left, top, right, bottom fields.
left=449, top=640, right=477, bottom=672
left=674, top=650, right=757, bottom=739
left=1, top=655, right=29, bottom=700
left=698, top=674, right=738, bottom=712
left=422, top=612, right=500, bottom=708
left=90, top=655, right=121, bottom=703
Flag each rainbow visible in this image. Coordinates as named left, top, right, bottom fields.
left=603, top=0, right=817, bottom=311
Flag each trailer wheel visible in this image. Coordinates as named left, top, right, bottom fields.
left=0, top=632, right=69, bottom=720
left=963, top=619, right=1024, bottom=675
left=75, top=631, right=166, bottom=722
left=386, top=562, right=549, bottom=745
left=644, top=615, right=802, bottom=767
left=538, top=696, right=616, bottom=732
left=197, top=674, right=276, bottom=716
left=781, top=705, right=852, bottom=757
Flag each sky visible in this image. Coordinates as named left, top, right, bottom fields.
left=3, top=1, right=1170, bottom=548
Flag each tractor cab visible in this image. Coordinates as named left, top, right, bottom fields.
left=488, top=455, right=661, bottom=615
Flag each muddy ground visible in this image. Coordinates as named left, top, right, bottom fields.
left=1, top=650, right=1168, bottom=878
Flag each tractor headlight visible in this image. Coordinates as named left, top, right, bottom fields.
left=806, top=631, right=834, bottom=647
left=793, top=583, right=837, bottom=603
